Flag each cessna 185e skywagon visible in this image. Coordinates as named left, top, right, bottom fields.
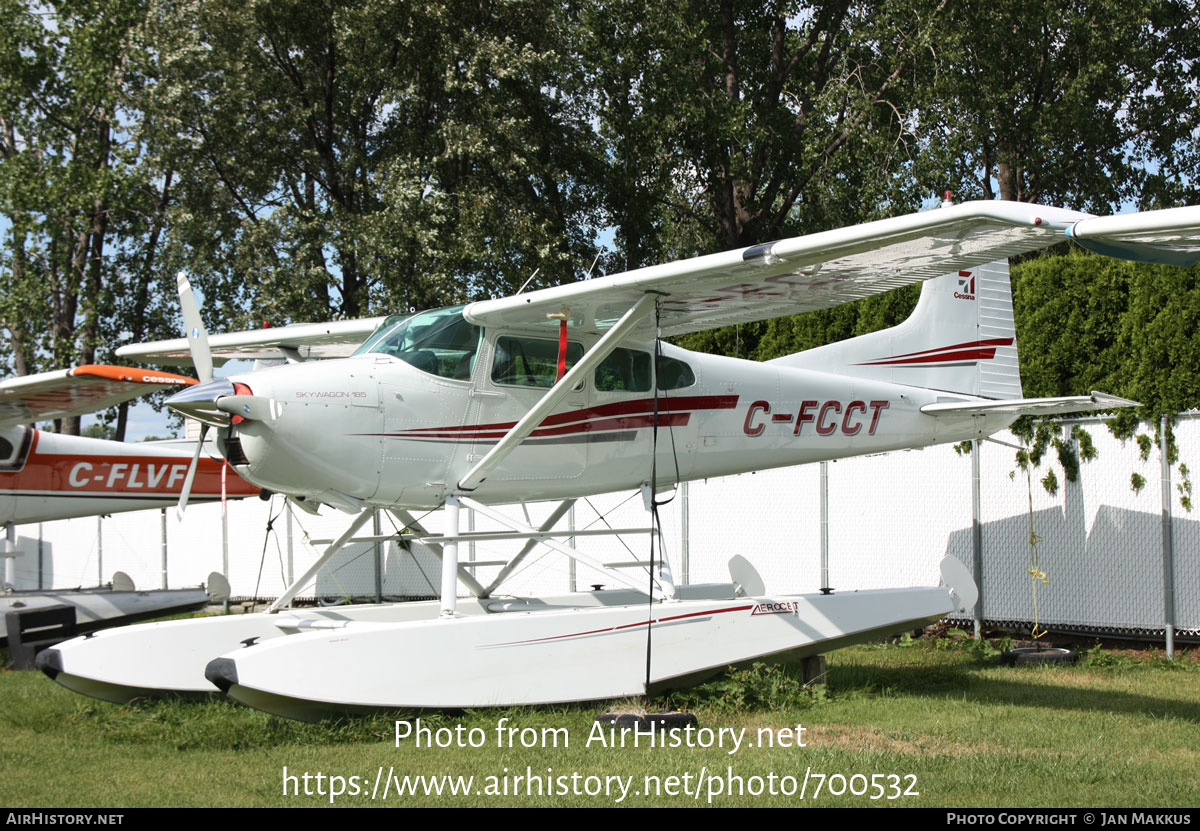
left=39, top=199, right=1200, bottom=720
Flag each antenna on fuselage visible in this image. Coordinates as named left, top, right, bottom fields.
left=584, top=251, right=602, bottom=281
left=515, top=268, right=541, bottom=295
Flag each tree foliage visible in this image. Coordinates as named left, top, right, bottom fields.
left=136, top=0, right=603, bottom=325
left=0, top=0, right=178, bottom=433
left=912, top=0, right=1198, bottom=211
left=1013, top=250, right=1200, bottom=417
left=589, top=0, right=944, bottom=258
left=1, top=0, right=1199, bottom=440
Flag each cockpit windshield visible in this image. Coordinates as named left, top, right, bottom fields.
left=353, top=306, right=481, bottom=380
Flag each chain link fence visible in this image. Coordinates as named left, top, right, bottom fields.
left=16, top=415, right=1196, bottom=637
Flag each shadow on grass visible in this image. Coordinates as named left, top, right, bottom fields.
left=12, top=642, right=1197, bottom=755
left=827, top=656, right=1200, bottom=723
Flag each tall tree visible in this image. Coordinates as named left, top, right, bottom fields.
left=913, top=0, right=1198, bottom=212
left=138, top=0, right=603, bottom=327
left=0, top=0, right=153, bottom=432
left=590, top=0, right=946, bottom=261
left=585, top=0, right=947, bottom=358
left=1131, top=0, right=1200, bottom=208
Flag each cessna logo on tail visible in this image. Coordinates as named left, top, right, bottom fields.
left=954, top=270, right=975, bottom=300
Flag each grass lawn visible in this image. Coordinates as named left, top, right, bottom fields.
left=1, top=635, right=1196, bottom=808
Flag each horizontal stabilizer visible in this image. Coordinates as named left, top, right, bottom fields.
left=921, top=391, right=1139, bottom=418
left=1067, top=206, right=1200, bottom=267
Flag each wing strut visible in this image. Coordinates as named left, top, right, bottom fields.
left=266, top=508, right=375, bottom=612
left=456, top=293, right=658, bottom=492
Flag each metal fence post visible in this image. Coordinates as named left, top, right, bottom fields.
left=1160, top=415, right=1176, bottom=660
left=373, top=508, right=383, bottom=603
left=972, top=439, right=983, bottom=640
left=286, top=501, right=294, bottom=585
left=820, top=461, right=831, bottom=593
left=568, top=502, right=577, bottom=592
left=680, top=481, right=689, bottom=585
left=221, top=483, right=229, bottom=600
left=4, top=522, right=16, bottom=589
left=160, top=508, right=168, bottom=590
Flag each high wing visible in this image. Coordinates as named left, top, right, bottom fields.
left=464, top=201, right=1200, bottom=336
left=115, top=317, right=388, bottom=366
left=112, top=201, right=1200, bottom=361
left=0, top=365, right=197, bottom=429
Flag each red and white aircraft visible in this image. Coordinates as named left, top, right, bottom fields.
left=0, top=365, right=258, bottom=638
left=0, top=365, right=259, bottom=527
left=40, top=199, right=1200, bottom=719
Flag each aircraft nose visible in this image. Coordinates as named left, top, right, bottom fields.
left=166, top=377, right=236, bottom=426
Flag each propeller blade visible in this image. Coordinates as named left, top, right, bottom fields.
left=176, top=422, right=209, bottom=519
left=177, top=272, right=213, bottom=384
left=215, top=394, right=279, bottom=422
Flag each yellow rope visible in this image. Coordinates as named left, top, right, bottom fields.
left=1023, top=459, right=1050, bottom=640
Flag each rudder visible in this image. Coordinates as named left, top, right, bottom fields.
left=767, top=260, right=1022, bottom=399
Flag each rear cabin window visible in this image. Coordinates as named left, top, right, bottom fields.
left=657, top=355, right=696, bottom=390
left=593, top=349, right=696, bottom=392
left=491, top=336, right=584, bottom=388
left=0, top=426, right=28, bottom=469
left=595, top=348, right=652, bottom=392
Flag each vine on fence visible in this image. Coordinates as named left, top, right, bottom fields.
left=995, top=415, right=1193, bottom=512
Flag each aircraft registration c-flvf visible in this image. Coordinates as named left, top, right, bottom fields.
left=0, top=365, right=258, bottom=527
left=38, top=198, right=1199, bottom=720
left=0, top=364, right=254, bottom=616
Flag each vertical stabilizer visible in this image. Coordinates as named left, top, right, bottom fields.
left=768, top=260, right=1022, bottom=399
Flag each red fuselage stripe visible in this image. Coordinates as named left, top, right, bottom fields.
left=854, top=337, right=1013, bottom=366
left=355, top=395, right=739, bottom=440
left=484, top=604, right=755, bottom=647
left=387, top=395, right=739, bottom=435
left=856, top=347, right=1003, bottom=366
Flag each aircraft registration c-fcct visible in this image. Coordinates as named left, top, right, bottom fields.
left=743, top=399, right=890, bottom=437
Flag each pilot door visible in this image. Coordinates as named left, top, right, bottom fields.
left=461, top=331, right=589, bottom=493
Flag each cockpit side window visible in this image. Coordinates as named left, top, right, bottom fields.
left=492, top=336, right=584, bottom=388
left=354, top=307, right=481, bottom=380
left=0, top=426, right=31, bottom=471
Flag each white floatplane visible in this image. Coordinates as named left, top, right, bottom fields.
left=38, top=199, right=1200, bottom=720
